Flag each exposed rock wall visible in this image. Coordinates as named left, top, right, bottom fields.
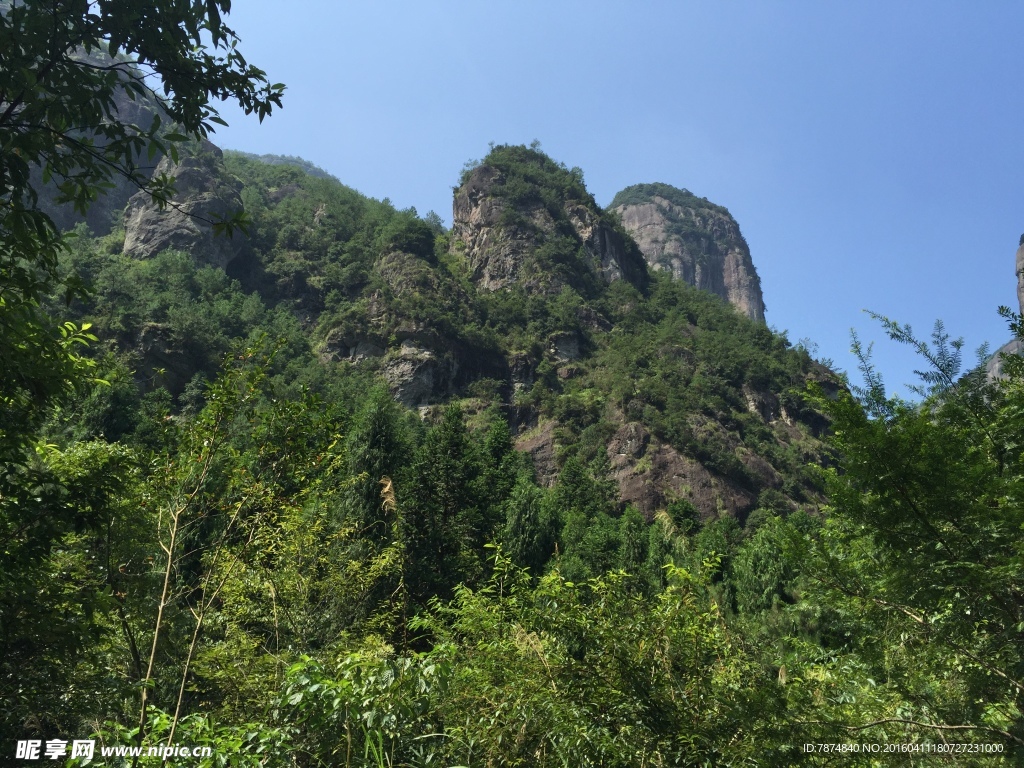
left=33, top=52, right=165, bottom=235
left=122, top=140, right=246, bottom=269
left=451, top=164, right=648, bottom=295
left=1016, top=241, right=1024, bottom=315
left=607, top=420, right=757, bottom=521
left=611, top=185, right=765, bottom=321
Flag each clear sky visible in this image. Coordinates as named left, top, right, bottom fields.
left=212, top=1, right=1024, bottom=395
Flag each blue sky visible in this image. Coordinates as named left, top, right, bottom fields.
left=213, top=1, right=1024, bottom=395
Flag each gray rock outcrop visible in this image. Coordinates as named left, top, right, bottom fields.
left=451, top=163, right=648, bottom=296
left=986, top=241, right=1024, bottom=380
left=382, top=342, right=458, bottom=408
left=611, top=183, right=765, bottom=321
left=33, top=52, right=166, bottom=235
left=987, top=338, right=1022, bottom=380
left=122, top=140, right=246, bottom=268
left=606, top=420, right=757, bottom=520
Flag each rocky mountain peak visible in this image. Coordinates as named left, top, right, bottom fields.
left=610, top=183, right=765, bottom=321
left=450, top=146, right=648, bottom=296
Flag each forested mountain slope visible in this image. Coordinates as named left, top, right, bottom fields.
left=54, top=143, right=835, bottom=523
left=10, top=137, right=1022, bottom=765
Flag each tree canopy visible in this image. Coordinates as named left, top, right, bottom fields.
left=0, top=0, right=283, bottom=753
left=0, top=0, right=283, bottom=461
left=2, top=27, right=1019, bottom=755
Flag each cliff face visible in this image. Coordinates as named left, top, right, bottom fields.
left=1016, top=240, right=1024, bottom=315
left=451, top=149, right=648, bottom=296
left=122, top=140, right=247, bottom=269
left=33, top=51, right=165, bottom=235
left=611, top=183, right=765, bottom=321
left=50, top=143, right=835, bottom=522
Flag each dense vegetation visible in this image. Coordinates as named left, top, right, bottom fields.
left=610, top=182, right=730, bottom=217
left=3, top=144, right=1020, bottom=765
left=2, top=8, right=1021, bottom=759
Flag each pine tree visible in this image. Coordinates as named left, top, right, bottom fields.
left=617, top=505, right=647, bottom=576
left=643, top=518, right=673, bottom=593
left=499, top=476, right=551, bottom=575
left=478, top=409, right=519, bottom=535
left=551, top=456, right=620, bottom=581
left=404, top=404, right=483, bottom=600
left=346, top=388, right=410, bottom=541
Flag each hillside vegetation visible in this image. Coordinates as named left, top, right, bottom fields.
left=5, top=144, right=1022, bottom=765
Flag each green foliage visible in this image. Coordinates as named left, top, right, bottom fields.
left=792, top=317, right=1024, bottom=754
left=499, top=476, right=553, bottom=575
left=581, top=273, right=825, bottom=502
left=11, top=39, right=992, bottom=759
left=0, top=0, right=282, bottom=458
left=609, top=182, right=731, bottom=216
left=223, top=152, right=478, bottom=359
left=732, top=514, right=796, bottom=615
left=0, top=440, right=141, bottom=745
left=0, top=308, right=98, bottom=461
left=278, top=651, right=449, bottom=767
left=346, top=388, right=412, bottom=541
left=551, top=456, right=622, bottom=583
left=1, top=17, right=281, bottom=745
left=228, top=151, right=339, bottom=181
left=416, top=555, right=792, bottom=767
left=0, top=0, right=885, bottom=759
left=80, top=707, right=286, bottom=767
left=404, top=404, right=487, bottom=601
left=464, top=145, right=592, bottom=214
left=376, top=215, right=437, bottom=263
left=616, top=505, right=647, bottom=576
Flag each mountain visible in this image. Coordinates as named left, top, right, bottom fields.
left=611, top=183, right=766, bottom=321
left=56, top=142, right=835, bottom=524
left=14, top=16, right=1022, bottom=763
left=451, top=146, right=648, bottom=295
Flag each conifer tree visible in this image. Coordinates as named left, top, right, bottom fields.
left=617, top=505, right=647, bottom=576
left=346, top=388, right=410, bottom=541
left=478, top=409, right=519, bottom=535
left=643, top=518, right=674, bottom=593
left=499, top=475, right=551, bottom=575
left=551, top=455, right=620, bottom=581
left=405, top=404, right=483, bottom=600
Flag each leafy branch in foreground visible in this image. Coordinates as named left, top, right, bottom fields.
left=796, top=314, right=1024, bottom=755
left=1, top=0, right=283, bottom=462
left=1, top=7, right=282, bottom=746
